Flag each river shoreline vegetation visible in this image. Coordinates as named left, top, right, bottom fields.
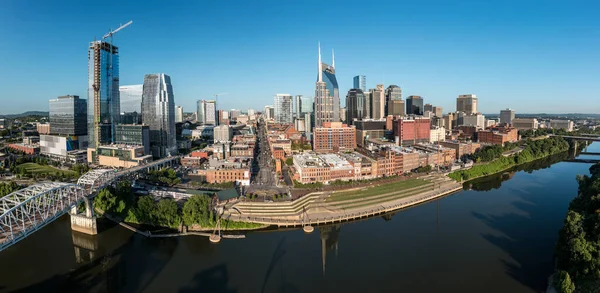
left=449, top=136, right=570, bottom=181
left=553, top=163, right=600, bottom=293
left=94, top=179, right=262, bottom=231
left=0, top=181, right=21, bottom=198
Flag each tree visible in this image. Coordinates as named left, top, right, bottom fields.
left=285, top=157, right=293, bottom=166
left=553, top=270, right=575, bottom=293
left=135, top=196, right=158, bottom=225
left=182, top=195, right=212, bottom=226
left=156, top=199, right=181, bottom=228
left=94, top=189, right=118, bottom=212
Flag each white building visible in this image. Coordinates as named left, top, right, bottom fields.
left=175, top=105, right=184, bottom=123
left=213, top=125, right=233, bottom=143
left=512, top=118, right=539, bottom=130
left=197, top=100, right=216, bottom=125
left=460, top=113, right=486, bottom=129
left=264, top=105, right=274, bottom=120
left=499, top=108, right=515, bottom=125
left=429, top=127, right=446, bottom=143
left=549, top=120, right=574, bottom=132
left=274, top=94, right=293, bottom=124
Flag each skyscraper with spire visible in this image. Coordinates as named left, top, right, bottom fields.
left=314, top=43, right=340, bottom=128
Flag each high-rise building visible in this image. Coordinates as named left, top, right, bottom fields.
left=315, top=44, right=340, bottom=127
left=353, top=75, right=366, bottom=92
left=369, top=84, right=385, bottom=119
left=175, top=105, right=184, bottom=123
left=115, top=124, right=150, bottom=155
left=214, top=125, right=233, bottom=143
left=346, top=89, right=367, bottom=124
left=387, top=100, right=405, bottom=116
left=499, top=108, right=515, bottom=125
left=300, top=96, right=313, bottom=113
left=141, top=73, right=177, bottom=158
left=50, top=95, right=87, bottom=136
left=274, top=94, right=293, bottom=124
left=294, top=95, right=303, bottom=118
left=385, top=85, right=402, bottom=116
left=392, top=116, right=431, bottom=146
left=406, top=96, right=424, bottom=115
left=264, top=105, right=274, bottom=120
left=119, top=85, right=143, bottom=113
left=340, top=107, right=347, bottom=123
left=197, top=100, right=216, bottom=125
left=313, top=122, right=356, bottom=153
left=458, top=113, right=486, bottom=129
left=456, top=94, right=478, bottom=114
left=230, top=109, right=241, bottom=119
left=424, top=104, right=433, bottom=113
left=87, top=40, right=121, bottom=149
left=432, top=106, right=443, bottom=117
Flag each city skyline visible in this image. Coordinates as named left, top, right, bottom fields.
left=1, top=1, right=599, bottom=115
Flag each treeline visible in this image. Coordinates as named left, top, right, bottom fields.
left=0, top=181, right=21, bottom=198
left=147, top=168, right=181, bottom=186
left=449, top=136, right=570, bottom=181
left=468, top=142, right=520, bottom=163
left=553, top=163, right=600, bottom=292
left=95, top=179, right=260, bottom=230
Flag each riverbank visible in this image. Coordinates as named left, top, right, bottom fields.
left=224, top=174, right=462, bottom=227
left=449, top=136, right=570, bottom=182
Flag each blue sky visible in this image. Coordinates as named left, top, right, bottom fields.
left=1, top=0, right=599, bottom=115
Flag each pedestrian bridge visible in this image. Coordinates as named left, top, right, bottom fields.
left=0, top=156, right=179, bottom=252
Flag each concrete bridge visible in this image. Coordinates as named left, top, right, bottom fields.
left=0, top=156, right=179, bottom=252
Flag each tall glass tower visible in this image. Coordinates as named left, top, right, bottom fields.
left=88, top=41, right=120, bottom=149
left=141, top=73, right=177, bottom=158
left=50, top=95, right=88, bottom=136
left=315, top=44, right=340, bottom=127
left=353, top=75, right=366, bottom=92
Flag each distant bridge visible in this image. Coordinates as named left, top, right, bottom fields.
left=0, top=156, right=179, bottom=252
left=549, top=134, right=600, bottom=142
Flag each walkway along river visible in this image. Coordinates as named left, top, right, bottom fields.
left=0, top=143, right=598, bottom=293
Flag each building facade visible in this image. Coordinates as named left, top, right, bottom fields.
left=87, top=40, right=121, bottom=149
left=406, top=96, right=424, bottom=115
left=198, top=100, right=216, bottom=125
left=294, top=95, right=302, bottom=118
left=119, top=84, right=143, bottom=113
left=477, top=127, right=518, bottom=145
left=369, top=84, right=385, bottom=119
left=214, top=125, right=233, bottom=143
left=512, top=118, right=539, bottom=130
left=499, top=108, right=515, bottom=125
left=115, top=124, right=150, bottom=155
left=392, top=117, right=431, bottom=146
left=456, top=94, right=478, bottom=114
left=314, top=44, right=340, bottom=127
left=274, top=94, right=293, bottom=124
left=50, top=95, right=87, bottom=136
left=353, top=75, right=366, bottom=92
left=141, top=73, right=177, bottom=158
left=313, top=122, right=356, bottom=153
left=549, top=120, right=574, bottom=131
left=346, top=89, right=367, bottom=124
left=175, top=105, right=184, bottom=123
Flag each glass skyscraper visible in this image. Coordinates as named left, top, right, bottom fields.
left=406, top=95, right=424, bottom=115
left=345, top=89, right=367, bottom=124
left=49, top=95, right=87, bottom=136
left=300, top=96, right=313, bottom=113
left=119, top=84, right=143, bottom=113
left=88, top=40, right=121, bottom=149
left=353, top=75, right=366, bottom=92
left=274, top=94, right=293, bottom=124
left=197, top=100, right=216, bottom=125
left=141, top=73, right=177, bottom=158
left=315, top=44, right=340, bottom=127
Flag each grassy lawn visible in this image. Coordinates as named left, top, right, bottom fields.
left=18, top=163, right=76, bottom=175
left=326, top=178, right=430, bottom=202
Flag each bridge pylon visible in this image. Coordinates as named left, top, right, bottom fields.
left=70, top=197, right=98, bottom=235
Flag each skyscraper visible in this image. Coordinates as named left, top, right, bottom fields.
left=500, top=108, right=515, bottom=125
left=406, top=96, right=424, bottom=115
left=197, top=100, right=205, bottom=124
left=87, top=40, right=121, bottom=149
left=345, top=89, right=367, bottom=124
left=424, top=104, right=433, bottom=113
left=119, top=85, right=143, bottom=113
left=141, top=73, right=177, bottom=158
left=301, top=96, right=313, bottom=113
left=387, top=100, right=405, bottom=116
left=314, top=44, right=340, bottom=127
left=50, top=95, right=88, bottom=136
left=264, top=105, right=274, bottom=120
left=294, top=95, right=303, bottom=118
left=385, top=85, right=402, bottom=116
left=456, top=94, right=478, bottom=114
left=175, top=105, right=184, bottom=123
left=369, top=85, right=385, bottom=119
left=432, top=106, right=443, bottom=117
left=353, top=75, right=366, bottom=92
left=197, top=100, right=216, bottom=125
left=274, top=94, right=293, bottom=124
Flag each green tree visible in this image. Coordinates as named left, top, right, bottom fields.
left=94, top=189, right=117, bottom=212
left=135, top=196, right=158, bottom=225
left=285, top=157, right=293, bottom=166
left=182, top=195, right=212, bottom=226
left=156, top=199, right=181, bottom=228
left=554, top=270, right=575, bottom=293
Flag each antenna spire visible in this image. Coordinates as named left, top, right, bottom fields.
left=332, top=48, right=335, bottom=68
left=318, top=42, right=322, bottom=82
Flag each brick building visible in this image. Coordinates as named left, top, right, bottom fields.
left=477, top=127, right=518, bottom=145
left=392, top=117, right=431, bottom=146
left=439, top=141, right=481, bottom=159
left=313, top=122, right=356, bottom=153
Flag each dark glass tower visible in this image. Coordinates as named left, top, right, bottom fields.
left=50, top=95, right=87, bottom=136
left=141, top=73, right=177, bottom=158
left=406, top=95, right=424, bottom=115
left=345, top=89, right=367, bottom=124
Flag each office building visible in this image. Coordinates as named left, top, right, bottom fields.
left=340, top=107, right=347, bottom=123
left=477, top=126, right=518, bottom=145
left=313, top=122, right=356, bottom=153
left=444, top=113, right=456, bottom=130
left=294, top=95, right=303, bottom=118
left=406, top=96, right=424, bottom=115
left=346, top=89, right=367, bottom=124
left=214, top=125, right=233, bottom=143
left=549, top=120, right=574, bottom=131
left=512, top=118, right=539, bottom=130
left=430, top=127, right=446, bottom=143
left=459, top=113, right=486, bottom=129
left=354, top=120, right=386, bottom=146
left=40, top=134, right=88, bottom=163
left=197, top=100, right=205, bottom=123
left=141, top=73, right=177, bottom=158
left=89, top=144, right=152, bottom=168
left=175, top=106, right=184, bottom=123
left=432, top=106, right=443, bottom=117
left=392, top=116, right=431, bottom=146
left=456, top=94, right=478, bottom=114
left=264, top=105, right=274, bottom=120
left=37, top=123, right=50, bottom=135
left=368, top=84, right=385, bottom=119
left=197, top=100, right=216, bottom=125
left=87, top=40, right=121, bottom=149
left=499, top=108, right=515, bottom=125
left=315, top=44, right=340, bottom=127
left=387, top=100, right=405, bottom=116
left=119, top=85, right=143, bottom=113
left=120, top=112, right=141, bottom=124
left=385, top=85, right=402, bottom=116
left=424, top=104, right=433, bottom=113
left=353, top=75, right=366, bottom=92
left=230, top=109, right=241, bottom=120
left=274, top=94, right=293, bottom=124
left=300, top=96, right=313, bottom=113
left=49, top=95, right=87, bottom=136
left=115, top=124, right=150, bottom=155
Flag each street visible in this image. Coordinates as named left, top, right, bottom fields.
left=250, top=118, right=276, bottom=186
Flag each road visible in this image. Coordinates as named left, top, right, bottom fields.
left=250, top=118, right=276, bottom=186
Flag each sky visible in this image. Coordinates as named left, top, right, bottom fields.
left=1, top=0, right=599, bottom=115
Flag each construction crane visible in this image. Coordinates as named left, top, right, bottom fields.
left=213, top=93, right=228, bottom=125
left=91, top=20, right=133, bottom=154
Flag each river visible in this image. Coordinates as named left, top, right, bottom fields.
left=1, top=143, right=598, bottom=293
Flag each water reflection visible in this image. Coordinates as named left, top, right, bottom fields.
left=319, top=225, right=341, bottom=276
